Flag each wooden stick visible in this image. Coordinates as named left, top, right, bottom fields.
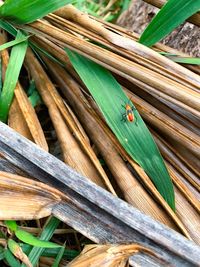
left=0, top=122, right=200, bottom=266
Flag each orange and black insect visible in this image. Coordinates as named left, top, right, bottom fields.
left=121, top=98, right=137, bottom=125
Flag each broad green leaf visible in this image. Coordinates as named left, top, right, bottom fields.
left=66, top=49, right=175, bottom=210
left=0, top=35, right=29, bottom=51
left=139, top=0, right=200, bottom=46
left=21, top=216, right=60, bottom=267
left=0, top=31, right=28, bottom=123
left=15, top=229, right=61, bottom=248
left=0, top=0, right=74, bottom=24
left=51, top=245, right=65, bottom=267
left=5, top=220, right=18, bottom=232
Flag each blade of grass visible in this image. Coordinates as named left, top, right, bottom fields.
left=21, top=244, right=79, bottom=261
left=166, top=56, right=200, bottom=65
left=0, top=0, right=75, bottom=24
left=15, top=229, right=61, bottom=248
left=0, top=246, right=4, bottom=260
left=0, top=31, right=28, bottom=123
left=21, top=216, right=60, bottom=267
left=0, top=35, right=29, bottom=51
left=0, top=58, right=2, bottom=94
left=8, top=239, right=32, bottom=267
left=51, top=244, right=65, bottom=267
left=139, top=0, right=200, bottom=46
left=66, top=49, right=175, bottom=210
left=4, top=249, right=21, bottom=267
left=0, top=20, right=17, bottom=36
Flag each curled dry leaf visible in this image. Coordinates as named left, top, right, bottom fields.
left=0, top=171, right=63, bottom=220
left=67, top=244, right=157, bottom=267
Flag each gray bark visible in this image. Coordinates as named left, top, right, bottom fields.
left=117, top=0, right=200, bottom=57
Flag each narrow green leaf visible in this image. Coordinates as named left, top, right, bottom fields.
left=21, top=244, right=79, bottom=260
left=28, top=90, right=42, bottom=107
left=66, top=49, right=175, bottom=210
left=4, top=249, right=21, bottom=267
left=8, top=239, right=20, bottom=255
left=21, top=216, right=60, bottom=267
left=139, top=0, right=200, bottom=46
left=51, top=245, right=65, bottom=267
left=15, top=229, right=61, bottom=248
left=166, top=56, right=200, bottom=65
left=27, top=80, right=42, bottom=107
left=0, top=246, right=5, bottom=260
left=0, top=58, right=2, bottom=95
left=0, top=0, right=75, bottom=24
left=0, top=31, right=28, bottom=123
left=30, top=42, right=65, bottom=68
left=0, top=35, right=29, bottom=51
left=5, top=220, right=18, bottom=232
left=0, top=20, right=18, bottom=36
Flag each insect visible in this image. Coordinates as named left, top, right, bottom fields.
left=120, top=98, right=137, bottom=125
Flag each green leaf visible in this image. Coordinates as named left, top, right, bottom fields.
left=0, top=20, right=18, bottom=36
left=51, top=245, right=65, bottom=267
left=66, top=49, right=175, bottom=210
left=0, top=0, right=75, bottom=24
left=0, top=31, right=28, bottom=123
left=0, top=246, right=5, bottom=260
left=21, top=216, right=60, bottom=267
left=8, top=239, right=20, bottom=255
left=0, top=35, right=29, bottom=51
left=28, top=90, right=42, bottom=107
left=21, top=244, right=79, bottom=260
left=5, top=220, right=18, bottom=232
left=15, top=229, right=61, bottom=248
left=166, top=56, right=200, bottom=65
left=139, top=0, right=200, bottom=46
left=0, top=58, right=2, bottom=95
left=4, top=249, right=21, bottom=267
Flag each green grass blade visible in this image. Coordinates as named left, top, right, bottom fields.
left=166, top=56, right=200, bottom=65
left=0, top=246, right=5, bottom=260
left=0, top=58, right=2, bottom=95
left=21, top=216, right=60, bottom=267
left=0, top=31, right=28, bottom=123
left=139, top=0, right=200, bottom=46
left=66, top=49, right=175, bottom=210
left=0, top=20, right=18, bottom=36
left=15, top=229, right=61, bottom=248
left=0, top=0, right=75, bottom=24
left=0, top=35, right=29, bottom=51
left=51, top=245, right=65, bottom=267
left=5, top=220, right=18, bottom=232
left=21, top=244, right=79, bottom=260
left=4, top=249, right=21, bottom=267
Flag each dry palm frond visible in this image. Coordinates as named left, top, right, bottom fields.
left=0, top=171, right=62, bottom=220
left=10, top=5, right=199, bottom=242
left=67, top=244, right=158, bottom=267
left=1, top=3, right=199, bottom=246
